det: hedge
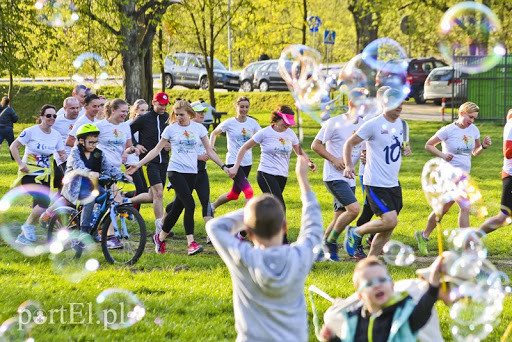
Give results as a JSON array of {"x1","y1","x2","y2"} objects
[{"x1": 0, "y1": 84, "x2": 296, "y2": 123}]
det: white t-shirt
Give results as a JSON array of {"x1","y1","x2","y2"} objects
[
  {"x1": 218, "y1": 117, "x2": 261, "y2": 166},
  {"x1": 17, "y1": 126, "x2": 64, "y2": 173},
  {"x1": 358, "y1": 141, "x2": 367, "y2": 177},
  {"x1": 68, "y1": 115, "x2": 97, "y2": 139},
  {"x1": 315, "y1": 114, "x2": 363, "y2": 185},
  {"x1": 95, "y1": 119, "x2": 132, "y2": 168},
  {"x1": 52, "y1": 115, "x2": 78, "y2": 164},
  {"x1": 435, "y1": 122, "x2": 480, "y2": 173},
  {"x1": 162, "y1": 121, "x2": 208, "y2": 173},
  {"x1": 56, "y1": 106, "x2": 85, "y2": 119},
  {"x1": 503, "y1": 120, "x2": 512, "y2": 176},
  {"x1": 125, "y1": 118, "x2": 139, "y2": 166},
  {"x1": 252, "y1": 126, "x2": 299, "y2": 177},
  {"x1": 356, "y1": 115, "x2": 404, "y2": 187}
]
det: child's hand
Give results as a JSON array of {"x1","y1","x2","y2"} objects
[
  {"x1": 319, "y1": 325, "x2": 334, "y2": 341},
  {"x1": 126, "y1": 164, "x2": 139, "y2": 175},
  {"x1": 429, "y1": 255, "x2": 446, "y2": 287},
  {"x1": 295, "y1": 155, "x2": 310, "y2": 179},
  {"x1": 90, "y1": 171, "x2": 100, "y2": 179}
]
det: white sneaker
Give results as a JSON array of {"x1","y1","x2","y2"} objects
[{"x1": 155, "y1": 218, "x2": 163, "y2": 235}]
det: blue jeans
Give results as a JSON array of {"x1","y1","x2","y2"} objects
[{"x1": 80, "y1": 187, "x2": 106, "y2": 231}]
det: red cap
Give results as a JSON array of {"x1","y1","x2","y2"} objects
[
  {"x1": 276, "y1": 111, "x2": 296, "y2": 126},
  {"x1": 153, "y1": 92, "x2": 170, "y2": 105}
]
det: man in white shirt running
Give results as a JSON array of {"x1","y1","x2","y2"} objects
[
  {"x1": 65, "y1": 94, "x2": 102, "y2": 147},
  {"x1": 56, "y1": 84, "x2": 87, "y2": 118},
  {"x1": 343, "y1": 89, "x2": 407, "y2": 257}
]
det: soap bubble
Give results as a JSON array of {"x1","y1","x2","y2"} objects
[
  {"x1": 361, "y1": 38, "x2": 409, "y2": 73},
  {"x1": 0, "y1": 184, "x2": 56, "y2": 256},
  {"x1": 96, "y1": 289, "x2": 145, "y2": 329},
  {"x1": 0, "y1": 317, "x2": 31, "y2": 341},
  {"x1": 451, "y1": 322, "x2": 494, "y2": 342},
  {"x1": 447, "y1": 229, "x2": 487, "y2": 260},
  {"x1": 382, "y1": 240, "x2": 415, "y2": 266},
  {"x1": 313, "y1": 243, "x2": 331, "y2": 262},
  {"x1": 61, "y1": 169, "x2": 99, "y2": 205},
  {"x1": 71, "y1": 53, "x2": 109, "y2": 90},
  {"x1": 17, "y1": 301, "x2": 45, "y2": 329},
  {"x1": 449, "y1": 253, "x2": 481, "y2": 279},
  {"x1": 35, "y1": 0, "x2": 79, "y2": 27},
  {"x1": 50, "y1": 230, "x2": 100, "y2": 283},
  {"x1": 439, "y1": 2, "x2": 505, "y2": 74}
]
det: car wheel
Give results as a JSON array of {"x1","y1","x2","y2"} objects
[
  {"x1": 414, "y1": 89, "x2": 425, "y2": 104},
  {"x1": 259, "y1": 80, "x2": 269, "y2": 92},
  {"x1": 241, "y1": 80, "x2": 253, "y2": 92},
  {"x1": 434, "y1": 99, "x2": 442, "y2": 106},
  {"x1": 164, "y1": 74, "x2": 174, "y2": 89},
  {"x1": 200, "y1": 77, "x2": 209, "y2": 90}
]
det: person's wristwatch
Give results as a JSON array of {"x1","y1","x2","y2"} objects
[{"x1": 221, "y1": 164, "x2": 228, "y2": 170}]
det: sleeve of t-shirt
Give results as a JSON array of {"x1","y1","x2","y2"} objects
[
  {"x1": 16, "y1": 128, "x2": 31, "y2": 146},
  {"x1": 218, "y1": 119, "x2": 229, "y2": 132},
  {"x1": 315, "y1": 125, "x2": 329, "y2": 143},
  {"x1": 198, "y1": 123, "x2": 208, "y2": 139},
  {"x1": 355, "y1": 119, "x2": 375, "y2": 141},
  {"x1": 290, "y1": 130, "x2": 300, "y2": 146},
  {"x1": 435, "y1": 125, "x2": 448, "y2": 141},
  {"x1": 252, "y1": 127, "x2": 266, "y2": 144},
  {"x1": 253, "y1": 120, "x2": 262, "y2": 133},
  {"x1": 160, "y1": 126, "x2": 171, "y2": 141},
  {"x1": 122, "y1": 124, "x2": 132, "y2": 143},
  {"x1": 55, "y1": 134, "x2": 65, "y2": 151}
]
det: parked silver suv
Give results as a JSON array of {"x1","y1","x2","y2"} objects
[{"x1": 164, "y1": 52, "x2": 240, "y2": 91}]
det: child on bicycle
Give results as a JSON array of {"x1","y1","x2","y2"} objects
[{"x1": 54, "y1": 124, "x2": 131, "y2": 248}]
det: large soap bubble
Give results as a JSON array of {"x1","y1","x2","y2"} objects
[
  {"x1": 72, "y1": 53, "x2": 109, "y2": 90},
  {"x1": 439, "y1": 1, "x2": 505, "y2": 74},
  {"x1": 35, "y1": 0, "x2": 79, "y2": 27},
  {"x1": 96, "y1": 289, "x2": 145, "y2": 330}
]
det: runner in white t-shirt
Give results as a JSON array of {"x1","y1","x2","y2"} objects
[
  {"x1": 52, "y1": 97, "x2": 80, "y2": 191},
  {"x1": 311, "y1": 102, "x2": 363, "y2": 261},
  {"x1": 127, "y1": 100, "x2": 229, "y2": 256},
  {"x1": 9, "y1": 104, "x2": 66, "y2": 245},
  {"x1": 65, "y1": 94, "x2": 102, "y2": 147},
  {"x1": 479, "y1": 110, "x2": 512, "y2": 235},
  {"x1": 228, "y1": 105, "x2": 316, "y2": 243},
  {"x1": 95, "y1": 99, "x2": 136, "y2": 169},
  {"x1": 56, "y1": 84, "x2": 87, "y2": 119},
  {"x1": 209, "y1": 96, "x2": 261, "y2": 214},
  {"x1": 343, "y1": 90, "x2": 409, "y2": 258},
  {"x1": 416, "y1": 102, "x2": 491, "y2": 255}
]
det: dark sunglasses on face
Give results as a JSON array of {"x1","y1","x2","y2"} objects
[
  {"x1": 43, "y1": 114, "x2": 57, "y2": 119},
  {"x1": 358, "y1": 275, "x2": 392, "y2": 292}
]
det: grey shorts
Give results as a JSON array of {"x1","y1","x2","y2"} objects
[{"x1": 324, "y1": 180, "x2": 357, "y2": 212}]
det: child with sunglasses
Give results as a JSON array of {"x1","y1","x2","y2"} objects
[{"x1": 320, "y1": 256, "x2": 443, "y2": 342}]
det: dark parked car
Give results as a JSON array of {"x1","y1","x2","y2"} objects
[
  {"x1": 164, "y1": 52, "x2": 240, "y2": 91},
  {"x1": 239, "y1": 61, "x2": 269, "y2": 92},
  {"x1": 403, "y1": 57, "x2": 447, "y2": 103},
  {"x1": 253, "y1": 60, "x2": 291, "y2": 92}
]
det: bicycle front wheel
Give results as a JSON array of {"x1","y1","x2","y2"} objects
[
  {"x1": 100, "y1": 205, "x2": 146, "y2": 265},
  {"x1": 47, "y1": 207, "x2": 80, "y2": 241}
]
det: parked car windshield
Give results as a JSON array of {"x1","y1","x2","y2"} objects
[
  {"x1": 197, "y1": 57, "x2": 227, "y2": 70},
  {"x1": 430, "y1": 69, "x2": 452, "y2": 81}
]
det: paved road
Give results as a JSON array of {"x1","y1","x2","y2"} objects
[{"x1": 401, "y1": 103, "x2": 455, "y2": 122}]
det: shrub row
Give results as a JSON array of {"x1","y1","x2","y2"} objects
[{"x1": 0, "y1": 84, "x2": 295, "y2": 123}]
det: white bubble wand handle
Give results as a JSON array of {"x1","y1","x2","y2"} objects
[{"x1": 309, "y1": 285, "x2": 334, "y2": 303}]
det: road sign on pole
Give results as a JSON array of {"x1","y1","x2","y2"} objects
[
  {"x1": 324, "y1": 30, "x2": 336, "y2": 45},
  {"x1": 307, "y1": 16, "x2": 322, "y2": 32}
]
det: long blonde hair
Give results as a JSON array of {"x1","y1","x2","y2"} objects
[
  {"x1": 167, "y1": 100, "x2": 196, "y2": 124},
  {"x1": 129, "y1": 99, "x2": 148, "y2": 120},
  {"x1": 104, "y1": 98, "x2": 127, "y2": 119}
]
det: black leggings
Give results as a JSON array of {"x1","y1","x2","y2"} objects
[
  {"x1": 163, "y1": 172, "x2": 197, "y2": 235},
  {"x1": 131, "y1": 168, "x2": 148, "y2": 195},
  {"x1": 257, "y1": 171, "x2": 287, "y2": 211},
  {"x1": 166, "y1": 169, "x2": 212, "y2": 218}
]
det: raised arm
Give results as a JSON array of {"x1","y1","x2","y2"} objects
[
  {"x1": 425, "y1": 135, "x2": 452, "y2": 161},
  {"x1": 209, "y1": 126, "x2": 223, "y2": 150},
  {"x1": 126, "y1": 137, "x2": 168, "y2": 174}
]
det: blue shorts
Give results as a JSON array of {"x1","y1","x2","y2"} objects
[{"x1": 324, "y1": 180, "x2": 357, "y2": 212}]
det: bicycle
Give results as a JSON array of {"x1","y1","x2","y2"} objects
[{"x1": 47, "y1": 174, "x2": 146, "y2": 265}]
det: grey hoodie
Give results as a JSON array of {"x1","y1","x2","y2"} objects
[{"x1": 206, "y1": 191, "x2": 323, "y2": 342}]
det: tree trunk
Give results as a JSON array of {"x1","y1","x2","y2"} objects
[
  {"x1": 349, "y1": 1, "x2": 379, "y2": 53},
  {"x1": 302, "y1": 0, "x2": 307, "y2": 45},
  {"x1": 159, "y1": 27, "x2": 165, "y2": 93},
  {"x1": 8, "y1": 71, "x2": 13, "y2": 99},
  {"x1": 143, "y1": 46, "x2": 153, "y2": 103},
  {"x1": 121, "y1": 47, "x2": 143, "y2": 105}
]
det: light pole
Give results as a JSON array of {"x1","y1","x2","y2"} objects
[{"x1": 227, "y1": 0, "x2": 233, "y2": 71}]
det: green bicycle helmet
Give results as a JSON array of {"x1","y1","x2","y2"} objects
[{"x1": 76, "y1": 123, "x2": 100, "y2": 140}]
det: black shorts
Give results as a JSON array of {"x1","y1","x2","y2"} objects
[
  {"x1": 21, "y1": 175, "x2": 51, "y2": 208},
  {"x1": 501, "y1": 176, "x2": 512, "y2": 215},
  {"x1": 146, "y1": 163, "x2": 167, "y2": 187},
  {"x1": 53, "y1": 160, "x2": 66, "y2": 189},
  {"x1": 365, "y1": 185, "x2": 403, "y2": 217}
]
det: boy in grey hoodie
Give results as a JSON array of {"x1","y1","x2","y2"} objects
[{"x1": 206, "y1": 155, "x2": 323, "y2": 342}]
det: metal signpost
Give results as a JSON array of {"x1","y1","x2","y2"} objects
[
  {"x1": 307, "y1": 16, "x2": 322, "y2": 50},
  {"x1": 323, "y1": 30, "x2": 336, "y2": 71}
]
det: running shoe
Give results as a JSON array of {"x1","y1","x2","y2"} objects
[
  {"x1": 415, "y1": 230, "x2": 429, "y2": 255},
  {"x1": 326, "y1": 241, "x2": 340, "y2": 261},
  {"x1": 39, "y1": 211, "x2": 54, "y2": 229},
  {"x1": 155, "y1": 218, "x2": 163, "y2": 235},
  {"x1": 344, "y1": 226, "x2": 362, "y2": 257},
  {"x1": 366, "y1": 234, "x2": 375, "y2": 246},
  {"x1": 187, "y1": 241, "x2": 203, "y2": 255},
  {"x1": 21, "y1": 224, "x2": 37, "y2": 242},
  {"x1": 153, "y1": 234, "x2": 166, "y2": 254},
  {"x1": 206, "y1": 235, "x2": 211, "y2": 244},
  {"x1": 107, "y1": 236, "x2": 123, "y2": 249},
  {"x1": 353, "y1": 246, "x2": 367, "y2": 259},
  {"x1": 15, "y1": 234, "x2": 33, "y2": 245}
]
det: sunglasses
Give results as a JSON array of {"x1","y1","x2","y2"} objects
[
  {"x1": 358, "y1": 275, "x2": 392, "y2": 292},
  {"x1": 43, "y1": 114, "x2": 57, "y2": 119}
]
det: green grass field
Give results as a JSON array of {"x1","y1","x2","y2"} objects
[{"x1": 0, "y1": 114, "x2": 510, "y2": 341}]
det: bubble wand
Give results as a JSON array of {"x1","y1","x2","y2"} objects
[{"x1": 501, "y1": 321, "x2": 512, "y2": 342}]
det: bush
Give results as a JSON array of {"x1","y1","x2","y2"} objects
[{"x1": 0, "y1": 84, "x2": 296, "y2": 123}]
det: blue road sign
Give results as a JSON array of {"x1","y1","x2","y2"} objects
[
  {"x1": 307, "y1": 16, "x2": 322, "y2": 32},
  {"x1": 324, "y1": 30, "x2": 336, "y2": 45}
]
